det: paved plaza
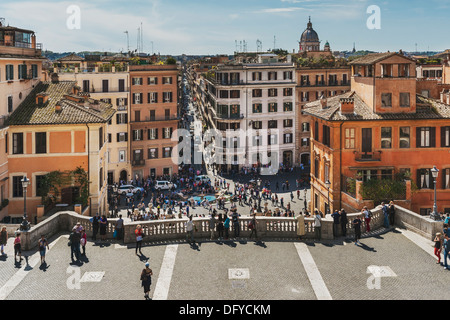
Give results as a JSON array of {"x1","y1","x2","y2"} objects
[{"x1": 1, "y1": 225, "x2": 449, "y2": 301}]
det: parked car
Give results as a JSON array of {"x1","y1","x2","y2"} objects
[
  {"x1": 155, "y1": 180, "x2": 176, "y2": 191},
  {"x1": 118, "y1": 184, "x2": 144, "y2": 195},
  {"x1": 195, "y1": 175, "x2": 211, "y2": 183}
]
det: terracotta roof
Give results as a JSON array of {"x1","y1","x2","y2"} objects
[
  {"x1": 57, "y1": 53, "x2": 84, "y2": 62},
  {"x1": 8, "y1": 81, "x2": 115, "y2": 126},
  {"x1": 302, "y1": 92, "x2": 450, "y2": 121},
  {"x1": 348, "y1": 52, "x2": 414, "y2": 65}
]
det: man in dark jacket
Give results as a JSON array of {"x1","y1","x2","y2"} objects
[
  {"x1": 92, "y1": 214, "x2": 99, "y2": 241},
  {"x1": 331, "y1": 210, "x2": 341, "y2": 238},
  {"x1": 69, "y1": 227, "x2": 81, "y2": 262},
  {"x1": 340, "y1": 209, "x2": 348, "y2": 237}
]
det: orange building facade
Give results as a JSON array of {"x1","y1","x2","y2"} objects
[
  {"x1": 304, "y1": 52, "x2": 450, "y2": 215},
  {"x1": 129, "y1": 64, "x2": 179, "y2": 180}
]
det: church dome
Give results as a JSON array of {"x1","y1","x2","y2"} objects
[{"x1": 300, "y1": 18, "x2": 319, "y2": 42}]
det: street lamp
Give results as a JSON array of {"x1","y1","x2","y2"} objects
[
  {"x1": 19, "y1": 176, "x2": 30, "y2": 231},
  {"x1": 325, "y1": 179, "x2": 331, "y2": 216},
  {"x1": 431, "y1": 166, "x2": 440, "y2": 221}
]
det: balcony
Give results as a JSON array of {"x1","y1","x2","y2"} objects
[
  {"x1": 214, "y1": 113, "x2": 244, "y2": 120},
  {"x1": 132, "y1": 159, "x2": 145, "y2": 166},
  {"x1": 354, "y1": 151, "x2": 382, "y2": 162}
]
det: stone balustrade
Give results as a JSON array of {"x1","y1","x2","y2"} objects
[{"x1": 15, "y1": 204, "x2": 443, "y2": 250}]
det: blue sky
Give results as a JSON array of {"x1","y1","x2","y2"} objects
[{"x1": 1, "y1": 0, "x2": 449, "y2": 55}]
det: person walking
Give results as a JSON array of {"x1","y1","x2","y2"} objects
[
  {"x1": 91, "y1": 213, "x2": 99, "y2": 241},
  {"x1": 14, "y1": 232, "x2": 22, "y2": 262},
  {"x1": 38, "y1": 234, "x2": 49, "y2": 265},
  {"x1": 231, "y1": 210, "x2": 240, "y2": 238},
  {"x1": 224, "y1": 214, "x2": 230, "y2": 240},
  {"x1": 381, "y1": 202, "x2": 390, "y2": 228},
  {"x1": 209, "y1": 213, "x2": 216, "y2": 240},
  {"x1": 217, "y1": 214, "x2": 224, "y2": 240},
  {"x1": 444, "y1": 234, "x2": 450, "y2": 270},
  {"x1": 135, "y1": 225, "x2": 144, "y2": 255},
  {"x1": 99, "y1": 215, "x2": 108, "y2": 242},
  {"x1": 115, "y1": 214, "x2": 124, "y2": 241},
  {"x1": 434, "y1": 233, "x2": 442, "y2": 264},
  {"x1": 296, "y1": 212, "x2": 306, "y2": 240},
  {"x1": 362, "y1": 206, "x2": 371, "y2": 232},
  {"x1": 331, "y1": 210, "x2": 340, "y2": 238},
  {"x1": 249, "y1": 213, "x2": 258, "y2": 240},
  {"x1": 140, "y1": 262, "x2": 153, "y2": 300},
  {"x1": 80, "y1": 229, "x2": 87, "y2": 256},
  {"x1": 352, "y1": 214, "x2": 363, "y2": 245},
  {"x1": 69, "y1": 227, "x2": 81, "y2": 262},
  {"x1": 185, "y1": 215, "x2": 195, "y2": 243},
  {"x1": 340, "y1": 209, "x2": 348, "y2": 237},
  {"x1": 314, "y1": 210, "x2": 322, "y2": 241},
  {"x1": 388, "y1": 201, "x2": 396, "y2": 226},
  {"x1": 0, "y1": 226, "x2": 7, "y2": 255}
]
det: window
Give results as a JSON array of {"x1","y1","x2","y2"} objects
[
  {"x1": 133, "y1": 93, "x2": 143, "y2": 104},
  {"x1": 13, "y1": 176, "x2": 23, "y2": 198},
  {"x1": 135, "y1": 110, "x2": 140, "y2": 122},
  {"x1": 301, "y1": 138, "x2": 310, "y2": 147},
  {"x1": 381, "y1": 93, "x2": 392, "y2": 107},
  {"x1": 322, "y1": 125, "x2": 330, "y2": 147},
  {"x1": 219, "y1": 90, "x2": 229, "y2": 99},
  {"x1": 252, "y1": 103, "x2": 262, "y2": 113},
  {"x1": 35, "y1": 175, "x2": 46, "y2": 197},
  {"x1": 398, "y1": 64, "x2": 410, "y2": 77},
  {"x1": 268, "y1": 103, "x2": 277, "y2": 112},
  {"x1": 417, "y1": 168, "x2": 432, "y2": 189},
  {"x1": 150, "y1": 110, "x2": 155, "y2": 121},
  {"x1": 12, "y1": 133, "x2": 23, "y2": 154},
  {"x1": 148, "y1": 148, "x2": 158, "y2": 159},
  {"x1": 283, "y1": 88, "x2": 293, "y2": 96},
  {"x1": 399, "y1": 127, "x2": 410, "y2": 148},
  {"x1": 132, "y1": 77, "x2": 142, "y2": 85},
  {"x1": 253, "y1": 136, "x2": 262, "y2": 147},
  {"x1": 165, "y1": 109, "x2": 170, "y2": 120},
  {"x1": 7, "y1": 96, "x2": 13, "y2": 113},
  {"x1": 35, "y1": 132, "x2": 46, "y2": 154},
  {"x1": 314, "y1": 159, "x2": 319, "y2": 178},
  {"x1": 301, "y1": 75, "x2": 310, "y2": 86},
  {"x1": 381, "y1": 127, "x2": 392, "y2": 149},
  {"x1": 119, "y1": 150, "x2": 126, "y2": 162},
  {"x1": 118, "y1": 79, "x2": 125, "y2": 92},
  {"x1": 82, "y1": 80, "x2": 90, "y2": 93},
  {"x1": 163, "y1": 92, "x2": 173, "y2": 103},
  {"x1": 358, "y1": 170, "x2": 378, "y2": 182},
  {"x1": 230, "y1": 90, "x2": 240, "y2": 99},
  {"x1": 230, "y1": 73, "x2": 240, "y2": 84},
  {"x1": 283, "y1": 71, "x2": 293, "y2": 80},
  {"x1": 163, "y1": 127, "x2": 172, "y2": 139},
  {"x1": 441, "y1": 127, "x2": 450, "y2": 147},
  {"x1": 133, "y1": 149, "x2": 143, "y2": 161},
  {"x1": 230, "y1": 105, "x2": 240, "y2": 118},
  {"x1": 268, "y1": 134, "x2": 278, "y2": 146},
  {"x1": 99, "y1": 167, "x2": 103, "y2": 191},
  {"x1": 133, "y1": 129, "x2": 144, "y2": 141},
  {"x1": 116, "y1": 113, "x2": 128, "y2": 124},
  {"x1": 443, "y1": 168, "x2": 450, "y2": 189},
  {"x1": 252, "y1": 72, "x2": 262, "y2": 81},
  {"x1": 162, "y1": 77, "x2": 172, "y2": 84},
  {"x1": 302, "y1": 122, "x2": 310, "y2": 132},
  {"x1": 148, "y1": 77, "x2": 157, "y2": 85},
  {"x1": 324, "y1": 164, "x2": 330, "y2": 183},
  {"x1": 381, "y1": 170, "x2": 393, "y2": 180},
  {"x1": 117, "y1": 132, "x2": 128, "y2": 142},
  {"x1": 163, "y1": 147, "x2": 172, "y2": 158},
  {"x1": 31, "y1": 64, "x2": 38, "y2": 78},
  {"x1": 102, "y1": 80, "x2": 109, "y2": 92},
  {"x1": 268, "y1": 88, "x2": 277, "y2": 97},
  {"x1": 283, "y1": 119, "x2": 293, "y2": 128},
  {"x1": 148, "y1": 92, "x2": 158, "y2": 103},
  {"x1": 283, "y1": 102, "x2": 293, "y2": 112},
  {"x1": 252, "y1": 121, "x2": 262, "y2": 130},
  {"x1": 6, "y1": 64, "x2": 14, "y2": 81},
  {"x1": 345, "y1": 128, "x2": 355, "y2": 149},
  {"x1": 416, "y1": 127, "x2": 436, "y2": 148},
  {"x1": 252, "y1": 89, "x2": 262, "y2": 98},
  {"x1": 314, "y1": 121, "x2": 319, "y2": 141},
  {"x1": 99, "y1": 127, "x2": 104, "y2": 150},
  {"x1": 268, "y1": 72, "x2": 277, "y2": 81},
  {"x1": 400, "y1": 92, "x2": 410, "y2": 107},
  {"x1": 18, "y1": 64, "x2": 27, "y2": 80},
  {"x1": 301, "y1": 92, "x2": 309, "y2": 102},
  {"x1": 283, "y1": 133, "x2": 293, "y2": 144},
  {"x1": 268, "y1": 120, "x2": 277, "y2": 129}
]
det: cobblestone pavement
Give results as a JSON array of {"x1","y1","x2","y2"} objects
[{"x1": 1, "y1": 227, "x2": 449, "y2": 301}]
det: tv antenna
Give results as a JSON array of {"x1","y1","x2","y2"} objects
[
  {"x1": 256, "y1": 39, "x2": 262, "y2": 52},
  {"x1": 124, "y1": 31, "x2": 129, "y2": 52}
]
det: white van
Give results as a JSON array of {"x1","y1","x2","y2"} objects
[{"x1": 155, "y1": 180, "x2": 175, "y2": 191}]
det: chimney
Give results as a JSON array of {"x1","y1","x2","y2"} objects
[
  {"x1": 50, "y1": 73, "x2": 59, "y2": 83},
  {"x1": 55, "y1": 101, "x2": 62, "y2": 113},
  {"x1": 36, "y1": 93, "x2": 49, "y2": 106},
  {"x1": 340, "y1": 98, "x2": 355, "y2": 114},
  {"x1": 320, "y1": 96, "x2": 327, "y2": 109}
]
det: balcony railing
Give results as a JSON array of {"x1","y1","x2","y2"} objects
[
  {"x1": 132, "y1": 159, "x2": 145, "y2": 166},
  {"x1": 354, "y1": 151, "x2": 382, "y2": 162},
  {"x1": 215, "y1": 113, "x2": 244, "y2": 120}
]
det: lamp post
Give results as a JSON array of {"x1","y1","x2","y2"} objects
[
  {"x1": 431, "y1": 166, "x2": 440, "y2": 221},
  {"x1": 325, "y1": 179, "x2": 331, "y2": 216},
  {"x1": 19, "y1": 176, "x2": 30, "y2": 231}
]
